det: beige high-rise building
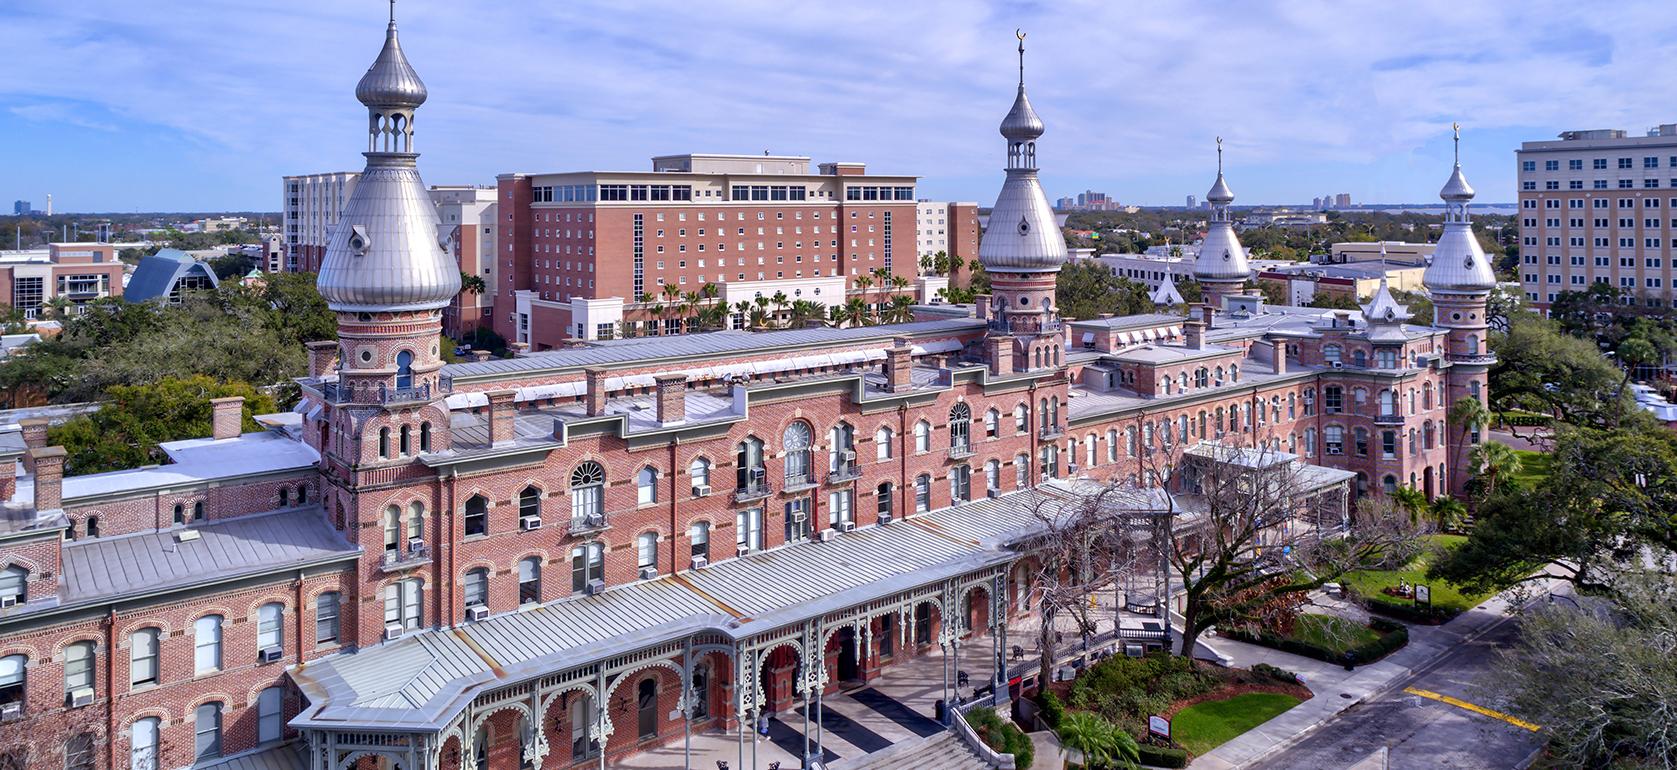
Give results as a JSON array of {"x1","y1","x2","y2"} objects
[{"x1": 1517, "y1": 124, "x2": 1677, "y2": 311}]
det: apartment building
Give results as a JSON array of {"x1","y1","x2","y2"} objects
[
  {"x1": 915, "y1": 200, "x2": 981, "y2": 264},
  {"x1": 0, "y1": 242, "x2": 125, "y2": 318},
  {"x1": 432, "y1": 185, "x2": 499, "y2": 339},
  {"x1": 1517, "y1": 124, "x2": 1677, "y2": 310},
  {"x1": 493, "y1": 155, "x2": 922, "y2": 348},
  {"x1": 281, "y1": 171, "x2": 358, "y2": 272}
]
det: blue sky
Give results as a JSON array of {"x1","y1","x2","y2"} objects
[{"x1": 6, "y1": 1, "x2": 1677, "y2": 213}]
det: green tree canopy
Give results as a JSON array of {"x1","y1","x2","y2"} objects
[{"x1": 49, "y1": 376, "x2": 277, "y2": 476}]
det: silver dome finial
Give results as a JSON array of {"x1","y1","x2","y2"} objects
[
  {"x1": 1016, "y1": 29, "x2": 1026, "y2": 86},
  {"x1": 999, "y1": 30, "x2": 1045, "y2": 147},
  {"x1": 1216, "y1": 136, "x2": 1223, "y2": 174},
  {"x1": 1452, "y1": 121, "x2": 1460, "y2": 165}
]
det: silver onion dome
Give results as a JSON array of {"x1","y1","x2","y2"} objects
[
  {"x1": 1000, "y1": 86, "x2": 1045, "y2": 142},
  {"x1": 1206, "y1": 171, "x2": 1234, "y2": 205},
  {"x1": 316, "y1": 7, "x2": 459, "y2": 313},
  {"x1": 356, "y1": 16, "x2": 427, "y2": 109},
  {"x1": 1194, "y1": 138, "x2": 1250, "y2": 281},
  {"x1": 1423, "y1": 125, "x2": 1497, "y2": 293},
  {"x1": 978, "y1": 31, "x2": 1066, "y2": 274}
]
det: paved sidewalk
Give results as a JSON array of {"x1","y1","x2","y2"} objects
[{"x1": 1188, "y1": 576, "x2": 1560, "y2": 769}]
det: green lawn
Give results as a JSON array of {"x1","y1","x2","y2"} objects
[
  {"x1": 1510, "y1": 449, "x2": 1552, "y2": 488},
  {"x1": 1172, "y1": 693, "x2": 1302, "y2": 756},
  {"x1": 1287, "y1": 614, "x2": 1380, "y2": 656},
  {"x1": 1340, "y1": 534, "x2": 1490, "y2": 615}
]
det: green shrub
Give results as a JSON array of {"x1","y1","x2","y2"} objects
[
  {"x1": 1225, "y1": 617, "x2": 1410, "y2": 666},
  {"x1": 1250, "y1": 662, "x2": 1299, "y2": 684},
  {"x1": 1066, "y1": 652, "x2": 1219, "y2": 733},
  {"x1": 1038, "y1": 689, "x2": 1066, "y2": 730},
  {"x1": 1362, "y1": 594, "x2": 1456, "y2": 624},
  {"x1": 967, "y1": 707, "x2": 1035, "y2": 769},
  {"x1": 1137, "y1": 744, "x2": 1190, "y2": 768}
]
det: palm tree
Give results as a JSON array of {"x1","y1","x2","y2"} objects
[
  {"x1": 458, "y1": 271, "x2": 487, "y2": 295},
  {"x1": 840, "y1": 297, "x2": 870, "y2": 327},
  {"x1": 700, "y1": 282, "x2": 720, "y2": 301},
  {"x1": 854, "y1": 275, "x2": 873, "y2": 299},
  {"x1": 1468, "y1": 440, "x2": 1523, "y2": 495},
  {"x1": 747, "y1": 307, "x2": 771, "y2": 330},
  {"x1": 770, "y1": 291, "x2": 790, "y2": 327},
  {"x1": 1430, "y1": 495, "x2": 1468, "y2": 531},
  {"x1": 639, "y1": 292, "x2": 656, "y2": 306},
  {"x1": 1390, "y1": 487, "x2": 1430, "y2": 523},
  {"x1": 788, "y1": 299, "x2": 822, "y2": 328},
  {"x1": 1449, "y1": 396, "x2": 1491, "y2": 489},
  {"x1": 1057, "y1": 712, "x2": 1139, "y2": 770},
  {"x1": 884, "y1": 295, "x2": 915, "y2": 324}
]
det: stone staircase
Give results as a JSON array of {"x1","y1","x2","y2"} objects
[{"x1": 830, "y1": 729, "x2": 992, "y2": 770}]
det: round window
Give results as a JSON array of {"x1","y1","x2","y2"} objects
[{"x1": 360, "y1": 350, "x2": 373, "y2": 363}]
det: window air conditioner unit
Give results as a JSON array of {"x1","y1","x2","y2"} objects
[
  {"x1": 259, "y1": 647, "x2": 284, "y2": 664},
  {"x1": 736, "y1": 545, "x2": 753, "y2": 557},
  {"x1": 0, "y1": 596, "x2": 15, "y2": 609},
  {"x1": 690, "y1": 556, "x2": 709, "y2": 570},
  {"x1": 585, "y1": 513, "x2": 605, "y2": 528},
  {"x1": 384, "y1": 624, "x2": 404, "y2": 641},
  {"x1": 987, "y1": 488, "x2": 1002, "y2": 499},
  {"x1": 519, "y1": 515, "x2": 542, "y2": 531},
  {"x1": 175, "y1": 529, "x2": 201, "y2": 543},
  {"x1": 585, "y1": 579, "x2": 606, "y2": 596},
  {"x1": 692, "y1": 484, "x2": 711, "y2": 498},
  {"x1": 467, "y1": 605, "x2": 489, "y2": 623},
  {"x1": 407, "y1": 537, "x2": 425, "y2": 552},
  {"x1": 790, "y1": 510, "x2": 807, "y2": 523},
  {"x1": 638, "y1": 567, "x2": 659, "y2": 580},
  {"x1": 841, "y1": 450, "x2": 856, "y2": 462},
  {"x1": 67, "y1": 688, "x2": 95, "y2": 708},
  {"x1": 878, "y1": 514, "x2": 893, "y2": 525},
  {"x1": 1331, "y1": 361, "x2": 1344, "y2": 369},
  {"x1": 836, "y1": 521, "x2": 856, "y2": 533},
  {"x1": 749, "y1": 467, "x2": 766, "y2": 484},
  {"x1": 0, "y1": 702, "x2": 20, "y2": 720},
  {"x1": 818, "y1": 529, "x2": 837, "y2": 543}
]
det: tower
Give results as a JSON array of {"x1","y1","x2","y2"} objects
[
  {"x1": 315, "y1": 3, "x2": 460, "y2": 461},
  {"x1": 977, "y1": 31, "x2": 1068, "y2": 374},
  {"x1": 1193, "y1": 138, "x2": 1249, "y2": 311},
  {"x1": 1421, "y1": 125, "x2": 1497, "y2": 495}
]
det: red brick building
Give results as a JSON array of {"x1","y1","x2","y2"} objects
[{"x1": 0, "y1": 14, "x2": 1495, "y2": 770}]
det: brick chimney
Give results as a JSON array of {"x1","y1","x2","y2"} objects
[
  {"x1": 18, "y1": 418, "x2": 47, "y2": 473},
  {"x1": 305, "y1": 340, "x2": 339, "y2": 379},
  {"x1": 510, "y1": 341, "x2": 530, "y2": 355},
  {"x1": 471, "y1": 349, "x2": 492, "y2": 363},
  {"x1": 654, "y1": 373, "x2": 687, "y2": 425},
  {"x1": 1273, "y1": 341, "x2": 1289, "y2": 374},
  {"x1": 975, "y1": 294, "x2": 992, "y2": 321},
  {"x1": 885, "y1": 339, "x2": 914, "y2": 393},
  {"x1": 1184, "y1": 319, "x2": 1204, "y2": 350},
  {"x1": 1199, "y1": 303, "x2": 1215, "y2": 328},
  {"x1": 29, "y1": 446, "x2": 65, "y2": 512},
  {"x1": 209, "y1": 396, "x2": 244, "y2": 441},
  {"x1": 584, "y1": 368, "x2": 609, "y2": 416},
  {"x1": 487, "y1": 390, "x2": 518, "y2": 446},
  {"x1": 987, "y1": 336, "x2": 1014, "y2": 376}
]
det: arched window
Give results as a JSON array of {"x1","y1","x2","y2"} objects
[
  {"x1": 874, "y1": 427, "x2": 893, "y2": 462},
  {"x1": 315, "y1": 592, "x2": 340, "y2": 645},
  {"x1": 419, "y1": 421, "x2": 432, "y2": 452},
  {"x1": 407, "y1": 501, "x2": 425, "y2": 545},
  {"x1": 394, "y1": 350, "x2": 414, "y2": 389},
  {"x1": 829, "y1": 423, "x2": 855, "y2": 473},
  {"x1": 1378, "y1": 389, "x2": 1397, "y2": 417},
  {"x1": 63, "y1": 641, "x2": 94, "y2": 698},
  {"x1": 1353, "y1": 349, "x2": 1368, "y2": 367},
  {"x1": 399, "y1": 424, "x2": 411, "y2": 455},
  {"x1": 383, "y1": 506, "x2": 400, "y2": 555},
  {"x1": 950, "y1": 464, "x2": 971, "y2": 502},
  {"x1": 257, "y1": 602, "x2": 284, "y2": 654},
  {"x1": 913, "y1": 420, "x2": 931, "y2": 453},
  {"x1": 689, "y1": 521, "x2": 710, "y2": 562},
  {"x1": 1325, "y1": 426, "x2": 1344, "y2": 455},
  {"x1": 1014, "y1": 403, "x2": 1029, "y2": 433},
  {"x1": 985, "y1": 460, "x2": 1000, "y2": 494},
  {"x1": 278, "y1": 488, "x2": 290, "y2": 508},
  {"x1": 1195, "y1": 367, "x2": 1209, "y2": 387},
  {"x1": 194, "y1": 701, "x2": 223, "y2": 760},
  {"x1": 636, "y1": 467, "x2": 659, "y2": 505},
  {"x1": 570, "y1": 693, "x2": 598, "y2": 761},
  {"x1": 876, "y1": 482, "x2": 894, "y2": 520},
  {"x1": 1015, "y1": 454, "x2": 1029, "y2": 488},
  {"x1": 1106, "y1": 429, "x2": 1119, "y2": 462},
  {"x1": 571, "y1": 462, "x2": 606, "y2": 523},
  {"x1": 1423, "y1": 382, "x2": 1434, "y2": 410},
  {"x1": 1303, "y1": 427, "x2": 1317, "y2": 457},
  {"x1": 378, "y1": 427, "x2": 390, "y2": 459},
  {"x1": 914, "y1": 474, "x2": 931, "y2": 513},
  {"x1": 783, "y1": 422, "x2": 813, "y2": 485},
  {"x1": 1424, "y1": 421, "x2": 1436, "y2": 450},
  {"x1": 1466, "y1": 334, "x2": 1480, "y2": 355},
  {"x1": 519, "y1": 558, "x2": 541, "y2": 605},
  {"x1": 737, "y1": 438, "x2": 765, "y2": 490},
  {"x1": 1124, "y1": 426, "x2": 1137, "y2": 456},
  {"x1": 173, "y1": 503, "x2": 185, "y2": 525},
  {"x1": 688, "y1": 458, "x2": 711, "y2": 493},
  {"x1": 463, "y1": 494, "x2": 488, "y2": 537},
  {"x1": 131, "y1": 716, "x2": 160, "y2": 770},
  {"x1": 1382, "y1": 474, "x2": 1398, "y2": 494},
  {"x1": 571, "y1": 543, "x2": 604, "y2": 592},
  {"x1": 385, "y1": 578, "x2": 423, "y2": 630},
  {"x1": 985, "y1": 408, "x2": 1000, "y2": 438},
  {"x1": 463, "y1": 568, "x2": 489, "y2": 612},
  {"x1": 0, "y1": 654, "x2": 22, "y2": 713},
  {"x1": 1324, "y1": 385, "x2": 1343, "y2": 413},
  {"x1": 0, "y1": 565, "x2": 26, "y2": 606},
  {"x1": 194, "y1": 615, "x2": 223, "y2": 674},
  {"x1": 193, "y1": 501, "x2": 205, "y2": 521},
  {"x1": 130, "y1": 628, "x2": 160, "y2": 686},
  {"x1": 637, "y1": 678, "x2": 659, "y2": 739},
  {"x1": 1322, "y1": 344, "x2": 1342, "y2": 364},
  {"x1": 257, "y1": 686, "x2": 284, "y2": 745},
  {"x1": 636, "y1": 533, "x2": 659, "y2": 574},
  {"x1": 1354, "y1": 427, "x2": 1370, "y2": 456},
  {"x1": 949, "y1": 403, "x2": 971, "y2": 452}
]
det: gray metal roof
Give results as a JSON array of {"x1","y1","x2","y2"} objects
[
  {"x1": 124, "y1": 249, "x2": 218, "y2": 303},
  {"x1": 58, "y1": 507, "x2": 357, "y2": 606},
  {"x1": 315, "y1": 157, "x2": 461, "y2": 313},
  {"x1": 194, "y1": 743, "x2": 307, "y2": 770},
  {"x1": 290, "y1": 489, "x2": 1060, "y2": 732},
  {"x1": 440, "y1": 319, "x2": 984, "y2": 380},
  {"x1": 978, "y1": 168, "x2": 1067, "y2": 273}
]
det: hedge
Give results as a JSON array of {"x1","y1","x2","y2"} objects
[
  {"x1": 1362, "y1": 595, "x2": 1457, "y2": 624},
  {"x1": 1037, "y1": 689, "x2": 1066, "y2": 731},
  {"x1": 1138, "y1": 744, "x2": 1190, "y2": 768},
  {"x1": 966, "y1": 706, "x2": 1035, "y2": 770},
  {"x1": 1225, "y1": 617, "x2": 1409, "y2": 665}
]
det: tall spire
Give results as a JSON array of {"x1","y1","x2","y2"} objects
[
  {"x1": 1194, "y1": 137, "x2": 1248, "y2": 294},
  {"x1": 979, "y1": 30, "x2": 1064, "y2": 275},
  {"x1": 999, "y1": 29, "x2": 1045, "y2": 163},
  {"x1": 1424, "y1": 123, "x2": 1496, "y2": 293}
]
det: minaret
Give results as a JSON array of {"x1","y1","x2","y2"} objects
[
  {"x1": 315, "y1": 3, "x2": 460, "y2": 460},
  {"x1": 977, "y1": 31, "x2": 1069, "y2": 374},
  {"x1": 1193, "y1": 138, "x2": 1250, "y2": 311},
  {"x1": 1421, "y1": 124, "x2": 1497, "y2": 495}
]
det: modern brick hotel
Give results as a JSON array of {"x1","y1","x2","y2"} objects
[{"x1": 0, "y1": 9, "x2": 1497, "y2": 770}]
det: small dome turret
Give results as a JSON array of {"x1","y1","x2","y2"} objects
[
  {"x1": 1423, "y1": 124, "x2": 1497, "y2": 294},
  {"x1": 356, "y1": 16, "x2": 427, "y2": 110}
]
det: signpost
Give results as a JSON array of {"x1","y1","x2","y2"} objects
[
  {"x1": 1415, "y1": 584, "x2": 1432, "y2": 606},
  {"x1": 1148, "y1": 714, "x2": 1171, "y2": 740}
]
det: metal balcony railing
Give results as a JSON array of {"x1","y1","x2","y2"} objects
[
  {"x1": 946, "y1": 443, "x2": 976, "y2": 460},
  {"x1": 378, "y1": 543, "x2": 431, "y2": 573},
  {"x1": 322, "y1": 376, "x2": 454, "y2": 405},
  {"x1": 734, "y1": 476, "x2": 773, "y2": 503}
]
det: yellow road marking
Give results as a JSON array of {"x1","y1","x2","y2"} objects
[{"x1": 1403, "y1": 687, "x2": 1540, "y2": 732}]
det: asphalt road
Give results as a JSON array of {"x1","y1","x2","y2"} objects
[{"x1": 1249, "y1": 614, "x2": 1545, "y2": 770}]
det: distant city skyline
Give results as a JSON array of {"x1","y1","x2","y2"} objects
[{"x1": 6, "y1": 1, "x2": 1677, "y2": 212}]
